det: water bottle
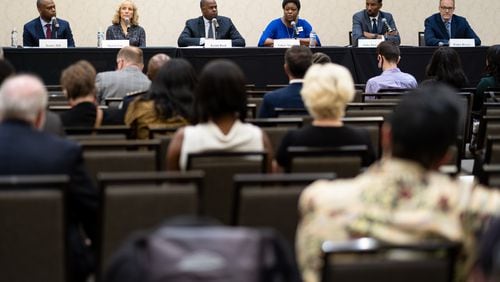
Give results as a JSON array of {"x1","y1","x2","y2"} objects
[
  {"x1": 309, "y1": 30, "x2": 317, "y2": 48},
  {"x1": 97, "y1": 31, "x2": 105, "y2": 48},
  {"x1": 11, "y1": 28, "x2": 18, "y2": 48}
]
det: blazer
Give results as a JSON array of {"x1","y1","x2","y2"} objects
[
  {"x1": 424, "y1": 13, "x2": 481, "y2": 46},
  {"x1": 258, "y1": 83, "x2": 305, "y2": 118},
  {"x1": 352, "y1": 10, "x2": 400, "y2": 46},
  {"x1": 95, "y1": 66, "x2": 151, "y2": 104},
  {"x1": 177, "y1": 16, "x2": 245, "y2": 47},
  {"x1": 23, "y1": 17, "x2": 75, "y2": 47}
]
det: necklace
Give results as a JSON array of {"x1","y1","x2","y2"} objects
[{"x1": 282, "y1": 18, "x2": 294, "y2": 39}]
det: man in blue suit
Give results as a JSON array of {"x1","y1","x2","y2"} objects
[
  {"x1": 352, "y1": 0, "x2": 400, "y2": 47},
  {"x1": 0, "y1": 74, "x2": 96, "y2": 281},
  {"x1": 23, "y1": 0, "x2": 75, "y2": 47},
  {"x1": 258, "y1": 46, "x2": 312, "y2": 118},
  {"x1": 424, "y1": 0, "x2": 480, "y2": 46},
  {"x1": 177, "y1": 0, "x2": 245, "y2": 47}
]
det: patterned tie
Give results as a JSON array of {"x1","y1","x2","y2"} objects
[
  {"x1": 45, "y1": 23, "x2": 52, "y2": 39},
  {"x1": 445, "y1": 21, "x2": 451, "y2": 38},
  {"x1": 372, "y1": 18, "x2": 378, "y2": 34},
  {"x1": 207, "y1": 22, "x2": 214, "y2": 39}
]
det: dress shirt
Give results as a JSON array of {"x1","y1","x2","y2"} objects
[
  {"x1": 365, "y1": 68, "x2": 418, "y2": 93},
  {"x1": 40, "y1": 18, "x2": 51, "y2": 38}
]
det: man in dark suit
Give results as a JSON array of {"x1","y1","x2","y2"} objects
[
  {"x1": 352, "y1": 0, "x2": 400, "y2": 47},
  {"x1": 0, "y1": 74, "x2": 97, "y2": 282},
  {"x1": 177, "y1": 0, "x2": 245, "y2": 47},
  {"x1": 23, "y1": 0, "x2": 75, "y2": 47},
  {"x1": 424, "y1": 0, "x2": 481, "y2": 46},
  {"x1": 258, "y1": 46, "x2": 312, "y2": 118}
]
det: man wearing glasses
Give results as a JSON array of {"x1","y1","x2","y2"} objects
[{"x1": 424, "y1": 0, "x2": 481, "y2": 46}]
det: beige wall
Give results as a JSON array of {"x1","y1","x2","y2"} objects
[{"x1": 3, "y1": 0, "x2": 499, "y2": 47}]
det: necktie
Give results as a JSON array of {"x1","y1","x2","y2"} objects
[
  {"x1": 45, "y1": 23, "x2": 52, "y2": 39},
  {"x1": 445, "y1": 21, "x2": 451, "y2": 38},
  {"x1": 207, "y1": 22, "x2": 214, "y2": 39},
  {"x1": 372, "y1": 18, "x2": 378, "y2": 34}
]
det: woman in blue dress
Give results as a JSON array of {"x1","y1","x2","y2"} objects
[
  {"x1": 258, "y1": 0, "x2": 321, "y2": 47},
  {"x1": 106, "y1": 0, "x2": 146, "y2": 47}
]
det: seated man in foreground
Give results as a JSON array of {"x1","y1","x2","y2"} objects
[{"x1": 296, "y1": 84, "x2": 500, "y2": 282}]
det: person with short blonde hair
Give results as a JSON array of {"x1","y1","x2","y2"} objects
[
  {"x1": 275, "y1": 63, "x2": 375, "y2": 170},
  {"x1": 106, "y1": 0, "x2": 146, "y2": 47}
]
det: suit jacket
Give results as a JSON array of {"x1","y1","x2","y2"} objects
[
  {"x1": 95, "y1": 66, "x2": 151, "y2": 104},
  {"x1": 0, "y1": 119, "x2": 97, "y2": 276},
  {"x1": 177, "y1": 16, "x2": 245, "y2": 47},
  {"x1": 258, "y1": 83, "x2": 304, "y2": 118},
  {"x1": 352, "y1": 10, "x2": 400, "y2": 46},
  {"x1": 23, "y1": 17, "x2": 75, "y2": 47},
  {"x1": 424, "y1": 13, "x2": 481, "y2": 46}
]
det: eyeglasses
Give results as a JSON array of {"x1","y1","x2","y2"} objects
[{"x1": 440, "y1": 6, "x2": 455, "y2": 11}]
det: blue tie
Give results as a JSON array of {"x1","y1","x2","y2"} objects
[
  {"x1": 372, "y1": 19, "x2": 378, "y2": 34},
  {"x1": 445, "y1": 21, "x2": 451, "y2": 38}
]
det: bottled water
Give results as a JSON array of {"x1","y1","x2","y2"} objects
[
  {"x1": 97, "y1": 31, "x2": 105, "y2": 48},
  {"x1": 309, "y1": 31, "x2": 317, "y2": 48},
  {"x1": 11, "y1": 28, "x2": 18, "y2": 47}
]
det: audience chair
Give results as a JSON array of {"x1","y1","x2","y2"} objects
[
  {"x1": 345, "y1": 102, "x2": 397, "y2": 119},
  {"x1": 231, "y1": 172, "x2": 335, "y2": 249},
  {"x1": 104, "y1": 97, "x2": 123, "y2": 108},
  {"x1": 97, "y1": 171, "x2": 204, "y2": 277},
  {"x1": 0, "y1": 175, "x2": 69, "y2": 282},
  {"x1": 484, "y1": 135, "x2": 500, "y2": 164},
  {"x1": 361, "y1": 93, "x2": 405, "y2": 103},
  {"x1": 147, "y1": 124, "x2": 181, "y2": 139},
  {"x1": 187, "y1": 151, "x2": 267, "y2": 225},
  {"x1": 248, "y1": 117, "x2": 304, "y2": 153},
  {"x1": 342, "y1": 116, "x2": 384, "y2": 159},
  {"x1": 482, "y1": 164, "x2": 500, "y2": 187},
  {"x1": 285, "y1": 145, "x2": 368, "y2": 178},
  {"x1": 274, "y1": 107, "x2": 310, "y2": 118},
  {"x1": 64, "y1": 125, "x2": 131, "y2": 138},
  {"x1": 321, "y1": 237, "x2": 461, "y2": 282}
]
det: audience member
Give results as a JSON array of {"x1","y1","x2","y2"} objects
[
  {"x1": 424, "y1": 0, "x2": 481, "y2": 46},
  {"x1": 365, "y1": 41, "x2": 417, "y2": 93},
  {"x1": 95, "y1": 46, "x2": 150, "y2": 104},
  {"x1": 106, "y1": 0, "x2": 146, "y2": 47},
  {"x1": 425, "y1": 46, "x2": 469, "y2": 89},
  {"x1": 311, "y1": 52, "x2": 331, "y2": 65},
  {"x1": 473, "y1": 218, "x2": 500, "y2": 282},
  {"x1": 146, "y1": 53, "x2": 171, "y2": 80},
  {"x1": 352, "y1": 0, "x2": 400, "y2": 47},
  {"x1": 125, "y1": 58, "x2": 195, "y2": 139},
  {"x1": 60, "y1": 60, "x2": 106, "y2": 127},
  {"x1": 167, "y1": 59, "x2": 273, "y2": 171},
  {"x1": 258, "y1": 0, "x2": 321, "y2": 47},
  {"x1": 23, "y1": 0, "x2": 75, "y2": 47},
  {"x1": 258, "y1": 46, "x2": 312, "y2": 118},
  {"x1": 474, "y1": 45, "x2": 500, "y2": 112},
  {"x1": 296, "y1": 84, "x2": 500, "y2": 282},
  {"x1": 177, "y1": 0, "x2": 245, "y2": 47},
  {"x1": 276, "y1": 63, "x2": 375, "y2": 170},
  {"x1": 0, "y1": 74, "x2": 97, "y2": 282}
]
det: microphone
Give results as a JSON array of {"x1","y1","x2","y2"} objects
[
  {"x1": 51, "y1": 16, "x2": 59, "y2": 29},
  {"x1": 291, "y1": 21, "x2": 299, "y2": 38},
  {"x1": 124, "y1": 17, "x2": 131, "y2": 32},
  {"x1": 381, "y1": 18, "x2": 394, "y2": 33},
  {"x1": 212, "y1": 18, "x2": 219, "y2": 29}
]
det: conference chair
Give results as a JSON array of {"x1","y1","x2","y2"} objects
[
  {"x1": 418, "y1": 31, "x2": 426, "y2": 46},
  {"x1": 97, "y1": 171, "x2": 204, "y2": 277},
  {"x1": 64, "y1": 125, "x2": 131, "y2": 139},
  {"x1": 321, "y1": 237, "x2": 461, "y2": 282},
  {"x1": 342, "y1": 116, "x2": 384, "y2": 159},
  {"x1": 285, "y1": 145, "x2": 368, "y2": 178},
  {"x1": 484, "y1": 135, "x2": 500, "y2": 164},
  {"x1": 187, "y1": 151, "x2": 267, "y2": 225},
  {"x1": 361, "y1": 93, "x2": 405, "y2": 103},
  {"x1": 146, "y1": 124, "x2": 181, "y2": 139},
  {"x1": 248, "y1": 117, "x2": 304, "y2": 154},
  {"x1": 274, "y1": 107, "x2": 310, "y2": 118},
  {"x1": 231, "y1": 172, "x2": 336, "y2": 249},
  {"x1": 482, "y1": 164, "x2": 500, "y2": 187},
  {"x1": 0, "y1": 175, "x2": 69, "y2": 282},
  {"x1": 345, "y1": 102, "x2": 397, "y2": 119}
]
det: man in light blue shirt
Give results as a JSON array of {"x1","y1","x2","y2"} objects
[{"x1": 365, "y1": 41, "x2": 417, "y2": 93}]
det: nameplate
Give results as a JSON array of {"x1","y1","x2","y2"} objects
[
  {"x1": 204, "y1": 39, "x2": 232, "y2": 48},
  {"x1": 273, "y1": 39, "x2": 300, "y2": 48},
  {"x1": 449, "y1": 38, "x2": 475, "y2": 47},
  {"x1": 357, "y1": 38, "x2": 385, "y2": 48},
  {"x1": 102, "y1": 40, "x2": 130, "y2": 48},
  {"x1": 39, "y1": 39, "x2": 67, "y2": 48}
]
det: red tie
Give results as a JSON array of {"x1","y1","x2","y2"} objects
[{"x1": 45, "y1": 23, "x2": 52, "y2": 39}]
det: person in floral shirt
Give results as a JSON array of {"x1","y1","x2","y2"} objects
[{"x1": 296, "y1": 84, "x2": 500, "y2": 282}]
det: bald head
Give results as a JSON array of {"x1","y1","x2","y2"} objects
[
  {"x1": 0, "y1": 75, "x2": 47, "y2": 127},
  {"x1": 147, "y1": 53, "x2": 170, "y2": 80}
]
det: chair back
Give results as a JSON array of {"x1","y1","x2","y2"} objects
[
  {"x1": 97, "y1": 171, "x2": 203, "y2": 275},
  {"x1": 342, "y1": 116, "x2": 384, "y2": 158},
  {"x1": 321, "y1": 238, "x2": 461, "y2": 282},
  {"x1": 286, "y1": 145, "x2": 367, "y2": 178},
  {"x1": 187, "y1": 151, "x2": 267, "y2": 224},
  {"x1": 0, "y1": 175, "x2": 69, "y2": 282},
  {"x1": 232, "y1": 173, "x2": 336, "y2": 248}
]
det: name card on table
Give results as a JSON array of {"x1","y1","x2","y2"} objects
[
  {"x1": 449, "y1": 38, "x2": 475, "y2": 47},
  {"x1": 205, "y1": 39, "x2": 232, "y2": 48},
  {"x1": 101, "y1": 40, "x2": 130, "y2": 48},
  {"x1": 39, "y1": 39, "x2": 68, "y2": 48},
  {"x1": 357, "y1": 38, "x2": 385, "y2": 48},
  {"x1": 273, "y1": 39, "x2": 300, "y2": 48}
]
